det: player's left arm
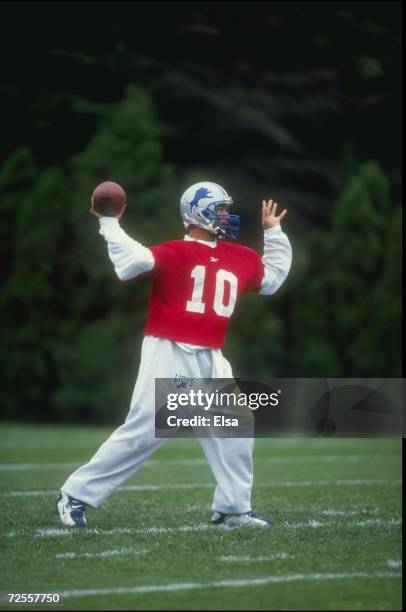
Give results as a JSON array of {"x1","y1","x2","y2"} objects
[{"x1": 259, "y1": 199, "x2": 292, "y2": 295}]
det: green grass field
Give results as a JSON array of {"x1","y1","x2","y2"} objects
[{"x1": 0, "y1": 424, "x2": 402, "y2": 611}]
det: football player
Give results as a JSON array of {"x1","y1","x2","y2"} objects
[{"x1": 57, "y1": 182, "x2": 292, "y2": 528}]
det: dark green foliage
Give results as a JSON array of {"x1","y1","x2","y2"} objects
[
  {"x1": 0, "y1": 137, "x2": 401, "y2": 422},
  {"x1": 290, "y1": 161, "x2": 401, "y2": 376},
  {"x1": 0, "y1": 4, "x2": 401, "y2": 422},
  {"x1": 1, "y1": 87, "x2": 177, "y2": 422}
]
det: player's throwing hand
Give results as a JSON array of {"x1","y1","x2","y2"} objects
[
  {"x1": 89, "y1": 196, "x2": 126, "y2": 220},
  {"x1": 262, "y1": 199, "x2": 287, "y2": 230}
]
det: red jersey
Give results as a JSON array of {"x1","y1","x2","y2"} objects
[{"x1": 144, "y1": 238, "x2": 264, "y2": 348}]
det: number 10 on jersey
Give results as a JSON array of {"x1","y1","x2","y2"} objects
[{"x1": 186, "y1": 265, "x2": 238, "y2": 317}]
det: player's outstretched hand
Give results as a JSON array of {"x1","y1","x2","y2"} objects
[
  {"x1": 262, "y1": 199, "x2": 287, "y2": 229},
  {"x1": 89, "y1": 196, "x2": 126, "y2": 220}
]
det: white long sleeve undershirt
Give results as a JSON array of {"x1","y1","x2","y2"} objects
[
  {"x1": 259, "y1": 226, "x2": 292, "y2": 295},
  {"x1": 98, "y1": 217, "x2": 155, "y2": 280}
]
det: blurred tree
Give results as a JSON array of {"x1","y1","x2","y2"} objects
[
  {"x1": 1, "y1": 87, "x2": 178, "y2": 422},
  {"x1": 1, "y1": 163, "x2": 69, "y2": 419},
  {"x1": 0, "y1": 148, "x2": 38, "y2": 280},
  {"x1": 51, "y1": 86, "x2": 179, "y2": 422},
  {"x1": 0, "y1": 84, "x2": 401, "y2": 423},
  {"x1": 290, "y1": 160, "x2": 401, "y2": 376}
]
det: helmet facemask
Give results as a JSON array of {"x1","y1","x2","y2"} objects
[{"x1": 200, "y1": 203, "x2": 240, "y2": 239}]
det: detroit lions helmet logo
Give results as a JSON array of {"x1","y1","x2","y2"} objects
[{"x1": 188, "y1": 187, "x2": 212, "y2": 211}]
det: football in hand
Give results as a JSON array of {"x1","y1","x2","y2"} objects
[{"x1": 91, "y1": 181, "x2": 126, "y2": 217}]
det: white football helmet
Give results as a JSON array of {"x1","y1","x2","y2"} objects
[{"x1": 179, "y1": 181, "x2": 240, "y2": 239}]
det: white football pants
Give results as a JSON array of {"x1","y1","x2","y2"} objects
[{"x1": 61, "y1": 336, "x2": 254, "y2": 514}]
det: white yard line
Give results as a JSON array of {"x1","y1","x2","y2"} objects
[
  {"x1": 33, "y1": 524, "x2": 212, "y2": 538},
  {"x1": 387, "y1": 560, "x2": 402, "y2": 568},
  {"x1": 4, "y1": 518, "x2": 400, "y2": 540},
  {"x1": 320, "y1": 509, "x2": 382, "y2": 516},
  {"x1": 56, "y1": 547, "x2": 149, "y2": 559},
  {"x1": 0, "y1": 484, "x2": 212, "y2": 497},
  {"x1": 60, "y1": 571, "x2": 401, "y2": 598},
  {"x1": 347, "y1": 519, "x2": 401, "y2": 527},
  {"x1": 187, "y1": 505, "x2": 386, "y2": 516},
  {"x1": 0, "y1": 462, "x2": 79, "y2": 471},
  {"x1": 0, "y1": 478, "x2": 401, "y2": 499},
  {"x1": 284, "y1": 520, "x2": 325, "y2": 528},
  {"x1": 220, "y1": 554, "x2": 294, "y2": 561},
  {"x1": 0, "y1": 454, "x2": 399, "y2": 471},
  {"x1": 281, "y1": 518, "x2": 401, "y2": 529},
  {"x1": 1, "y1": 438, "x2": 390, "y2": 450}
]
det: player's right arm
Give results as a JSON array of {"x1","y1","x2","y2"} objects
[{"x1": 97, "y1": 217, "x2": 155, "y2": 280}]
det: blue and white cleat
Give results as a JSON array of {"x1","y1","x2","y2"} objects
[
  {"x1": 211, "y1": 510, "x2": 272, "y2": 527},
  {"x1": 56, "y1": 492, "x2": 87, "y2": 528}
]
